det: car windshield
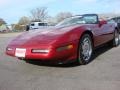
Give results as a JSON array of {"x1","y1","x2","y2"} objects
[{"x1": 56, "y1": 15, "x2": 98, "y2": 26}]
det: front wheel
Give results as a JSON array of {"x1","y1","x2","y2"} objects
[{"x1": 77, "y1": 34, "x2": 93, "y2": 65}]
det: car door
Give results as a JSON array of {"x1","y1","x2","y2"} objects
[
  {"x1": 83, "y1": 14, "x2": 114, "y2": 47},
  {"x1": 93, "y1": 20, "x2": 114, "y2": 47}
]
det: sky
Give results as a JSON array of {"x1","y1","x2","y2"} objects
[{"x1": 0, "y1": 0, "x2": 120, "y2": 25}]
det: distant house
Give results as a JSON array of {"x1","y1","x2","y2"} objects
[{"x1": 0, "y1": 24, "x2": 9, "y2": 32}]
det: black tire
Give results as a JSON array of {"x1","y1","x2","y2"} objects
[
  {"x1": 112, "y1": 29, "x2": 119, "y2": 47},
  {"x1": 77, "y1": 34, "x2": 93, "y2": 65}
]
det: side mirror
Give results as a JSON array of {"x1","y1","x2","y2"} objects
[{"x1": 99, "y1": 20, "x2": 107, "y2": 27}]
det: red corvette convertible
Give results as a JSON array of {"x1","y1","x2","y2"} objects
[{"x1": 6, "y1": 14, "x2": 119, "y2": 64}]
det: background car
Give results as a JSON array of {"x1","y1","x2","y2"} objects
[
  {"x1": 29, "y1": 22, "x2": 48, "y2": 30},
  {"x1": 110, "y1": 17, "x2": 120, "y2": 33},
  {"x1": 6, "y1": 14, "x2": 119, "y2": 65}
]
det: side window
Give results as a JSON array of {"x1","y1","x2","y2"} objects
[
  {"x1": 83, "y1": 15, "x2": 98, "y2": 24},
  {"x1": 107, "y1": 19, "x2": 115, "y2": 24},
  {"x1": 44, "y1": 23, "x2": 47, "y2": 26},
  {"x1": 31, "y1": 23, "x2": 35, "y2": 26},
  {"x1": 118, "y1": 19, "x2": 120, "y2": 23},
  {"x1": 38, "y1": 23, "x2": 45, "y2": 26}
]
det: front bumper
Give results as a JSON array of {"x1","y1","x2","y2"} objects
[{"x1": 6, "y1": 40, "x2": 79, "y2": 61}]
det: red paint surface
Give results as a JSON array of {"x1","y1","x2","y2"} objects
[{"x1": 6, "y1": 22, "x2": 115, "y2": 62}]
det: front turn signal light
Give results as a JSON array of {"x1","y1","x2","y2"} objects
[{"x1": 57, "y1": 45, "x2": 73, "y2": 52}]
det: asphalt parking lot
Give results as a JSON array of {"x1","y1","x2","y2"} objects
[{"x1": 0, "y1": 32, "x2": 120, "y2": 90}]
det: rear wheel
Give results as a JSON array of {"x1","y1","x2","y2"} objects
[
  {"x1": 77, "y1": 34, "x2": 93, "y2": 65},
  {"x1": 113, "y1": 30, "x2": 119, "y2": 47}
]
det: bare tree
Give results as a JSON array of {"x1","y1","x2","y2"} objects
[
  {"x1": 0, "y1": 18, "x2": 6, "y2": 25},
  {"x1": 99, "y1": 13, "x2": 120, "y2": 19},
  {"x1": 18, "y1": 16, "x2": 30, "y2": 25},
  {"x1": 30, "y1": 7, "x2": 48, "y2": 22},
  {"x1": 56, "y1": 12, "x2": 73, "y2": 23}
]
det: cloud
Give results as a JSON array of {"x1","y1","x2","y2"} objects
[
  {"x1": 0, "y1": 0, "x2": 57, "y2": 24},
  {"x1": 13, "y1": 0, "x2": 54, "y2": 5},
  {"x1": 0, "y1": 0, "x2": 10, "y2": 6},
  {"x1": 1, "y1": 0, "x2": 120, "y2": 24},
  {"x1": 74, "y1": 0, "x2": 97, "y2": 4},
  {"x1": 0, "y1": 0, "x2": 56, "y2": 9},
  {"x1": 100, "y1": 0, "x2": 120, "y2": 13},
  {"x1": 0, "y1": 0, "x2": 8, "y2": 4},
  {"x1": 73, "y1": 0, "x2": 120, "y2": 12},
  {"x1": 74, "y1": 0, "x2": 120, "y2": 6}
]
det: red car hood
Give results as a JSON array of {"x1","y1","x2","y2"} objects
[{"x1": 9, "y1": 25, "x2": 81, "y2": 47}]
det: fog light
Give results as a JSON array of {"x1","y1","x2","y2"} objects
[{"x1": 32, "y1": 49, "x2": 50, "y2": 53}]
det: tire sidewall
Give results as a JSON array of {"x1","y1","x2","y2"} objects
[
  {"x1": 78, "y1": 34, "x2": 93, "y2": 65},
  {"x1": 113, "y1": 30, "x2": 119, "y2": 46}
]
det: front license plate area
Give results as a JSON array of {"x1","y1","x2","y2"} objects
[{"x1": 15, "y1": 48, "x2": 26, "y2": 58}]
